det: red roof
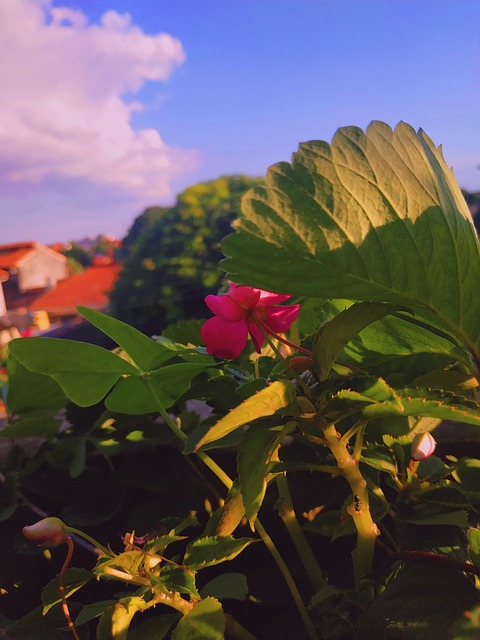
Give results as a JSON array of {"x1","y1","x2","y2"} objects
[
  {"x1": 29, "y1": 263, "x2": 122, "y2": 314},
  {"x1": 0, "y1": 242, "x2": 36, "y2": 269},
  {"x1": 0, "y1": 269, "x2": 9, "y2": 282}
]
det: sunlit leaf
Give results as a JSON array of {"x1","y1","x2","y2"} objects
[
  {"x1": 9, "y1": 337, "x2": 137, "y2": 406},
  {"x1": 171, "y1": 597, "x2": 225, "y2": 640},
  {"x1": 183, "y1": 536, "x2": 256, "y2": 570},
  {"x1": 187, "y1": 380, "x2": 297, "y2": 452},
  {"x1": 223, "y1": 122, "x2": 480, "y2": 364},
  {"x1": 78, "y1": 306, "x2": 176, "y2": 371}
]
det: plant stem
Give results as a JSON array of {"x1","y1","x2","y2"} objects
[
  {"x1": 323, "y1": 423, "x2": 379, "y2": 588},
  {"x1": 275, "y1": 470, "x2": 326, "y2": 592},
  {"x1": 66, "y1": 527, "x2": 112, "y2": 557},
  {"x1": 60, "y1": 537, "x2": 80, "y2": 640},
  {"x1": 225, "y1": 614, "x2": 259, "y2": 640},
  {"x1": 254, "y1": 518, "x2": 319, "y2": 640},
  {"x1": 142, "y1": 372, "x2": 318, "y2": 639}
]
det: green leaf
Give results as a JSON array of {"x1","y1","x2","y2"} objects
[
  {"x1": 0, "y1": 415, "x2": 62, "y2": 440},
  {"x1": 468, "y1": 528, "x2": 480, "y2": 567},
  {"x1": 6, "y1": 354, "x2": 66, "y2": 415},
  {"x1": 223, "y1": 122, "x2": 480, "y2": 362},
  {"x1": 9, "y1": 337, "x2": 137, "y2": 406},
  {"x1": 159, "y1": 565, "x2": 199, "y2": 598},
  {"x1": 96, "y1": 596, "x2": 146, "y2": 640},
  {"x1": 78, "y1": 306, "x2": 176, "y2": 371},
  {"x1": 74, "y1": 600, "x2": 117, "y2": 627},
  {"x1": 200, "y1": 573, "x2": 249, "y2": 601},
  {"x1": 313, "y1": 301, "x2": 400, "y2": 380},
  {"x1": 361, "y1": 445, "x2": 398, "y2": 477},
  {"x1": 237, "y1": 425, "x2": 281, "y2": 526},
  {"x1": 171, "y1": 597, "x2": 225, "y2": 640},
  {"x1": 41, "y1": 568, "x2": 92, "y2": 615},
  {"x1": 187, "y1": 380, "x2": 297, "y2": 452},
  {"x1": 105, "y1": 364, "x2": 211, "y2": 414},
  {"x1": 204, "y1": 482, "x2": 245, "y2": 537},
  {"x1": 128, "y1": 613, "x2": 180, "y2": 640},
  {"x1": 453, "y1": 457, "x2": 480, "y2": 491},
  {"x1": 45, "y1": 436, "x2": 86, "y2": 478},
  {"x1": 340, "y1": 311, "x2": 470, "y2": 385},
  {"x1": 398, "y1": 389, "x2": 480, "y2": 425},
  {"x1": 365, "y1": 563, "x2": 478, "y2": 640},
  {"x1": 184, "y1": 536, "x2": 256, "y2": 570}
]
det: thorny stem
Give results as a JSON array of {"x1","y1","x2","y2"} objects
[
  {"x1": 143, "y1": 374, "x2": 318, "y2": 639},
  {"x1": 60, "y1": 537, "x2": 80, "y2": 640},
  {"x1": 322, "y1": 423, "x2": 380, "y2": 588}
]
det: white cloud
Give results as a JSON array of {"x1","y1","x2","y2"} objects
[{"x1": 0, "y1": 0, "x2": 198, "y2": 240}]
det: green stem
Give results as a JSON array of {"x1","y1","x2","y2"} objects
[
  {"x1": 323, "y1": 423, "x2": 379, "y2": 588},
  {"x1": 142, "y1": 375, "x2": 187, "y2": 442},
  {"x1": 142, "y1": 372, "x2": 318, "y2": 639},
  {"x1": 275, "y1": 470, "x2": 325, "y2": 592},
  {"x1": 254, "y1": 519, "x2": 319, "y2": 640},
  {"x1": 259, "y1": 328, "x2": 313, "y2": 400},
  {"x1": 66, "y1": 527, "x2": 112, "y2": 557}
]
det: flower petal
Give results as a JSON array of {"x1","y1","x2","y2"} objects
[
  {"x1": 228, "y1": 284, "x2": 261, "y2": 310},
  {"x1": 201, "y1": 316, "x2": 249, "y2": 359},
  {"x1": 205, "y1": 293, "x2": 246, "y2": 321},
  {"x1": 255, "y1": 290, "x2": 292, "y2": 306},
  {"x1": 247, "y1": 319, "x2": 265, "y2": 353},
  {"x1": 264, "y1": 304, "x2": 300, "y2": 333}
]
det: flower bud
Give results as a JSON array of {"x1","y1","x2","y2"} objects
[
  {"x1": 410, "y1": 432, "x2": 436, "y2": 461},
  {"x1": 23, "y1": 517, "x2": 69, "y2": 547}
]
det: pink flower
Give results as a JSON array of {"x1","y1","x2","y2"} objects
[
  {"x1": 411, "y1": 432, "x2": 436, "y2": 461},
  {"x1": 23, "y1": 517, "x2": 69, "y2": 547},
  {"x1": 201, "y1": 283, "x2": 300, "y2": 359}
]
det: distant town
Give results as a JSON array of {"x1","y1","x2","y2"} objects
[{"x1": 0, "y1": 236, "x2": 122, "y2": 349}]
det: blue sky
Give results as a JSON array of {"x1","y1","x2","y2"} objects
[{"x1": 1, "y1": 0, "x2": 479, "y2": 243}]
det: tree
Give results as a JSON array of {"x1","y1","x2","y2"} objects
[{"x1": 109, "y1": 175, "x2": 262, "y2": 335}]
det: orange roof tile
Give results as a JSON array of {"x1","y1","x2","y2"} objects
[
  {"x1": 0, "y1": 242, "x2": 36, "y2": 269},
  {"x1": 29, "y1": 263, "x2": 122, "y2": 313}
]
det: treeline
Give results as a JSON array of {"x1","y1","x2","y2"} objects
[{"x1": 109, "y1": 175, "x2": 262, "y2": 335}]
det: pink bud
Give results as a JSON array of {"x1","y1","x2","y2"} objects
[
  {"x1": 411, "y1": 432, "x2": 436, "y2": 461},
  {"x1": 23, "y1": 517, "x2": 69, "y2": 547}
]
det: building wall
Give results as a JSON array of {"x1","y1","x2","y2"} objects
[
  {"x1": 17, "y1": 247, "x2": 67, "y2": 292},
  {"x1": 0, "y1": 282, "x2": 6, "y2": 317}
]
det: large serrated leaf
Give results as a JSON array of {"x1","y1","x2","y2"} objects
[
  {"x1": 8, "y1": 337, "x2": 137, "y2": 406},
  {"x1": 313, "y1": 301, "x2": 400, "y2": 380},
  {"x1": 398, "y1": 388, "x2": 480, "y2": 425},
  {"x1": 223, "y1": 121, "x2": 480, "y2": 363},
  {"x1": 171, "y1": 597, "x2": 225, "y2": 640},
  {"x1": 78, "y1": 306, "x2": 176, "y2": 371},
  {"x1": 187, "y1": 379, "x2": 297, "y2": 452},
  {"x1": 183, "y1": 536, "x2": 256, "y2": 570}
]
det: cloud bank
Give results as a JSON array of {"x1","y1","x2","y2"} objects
[{"x1": 0, "y1": 0, "x2": 198, "y2": 242}]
